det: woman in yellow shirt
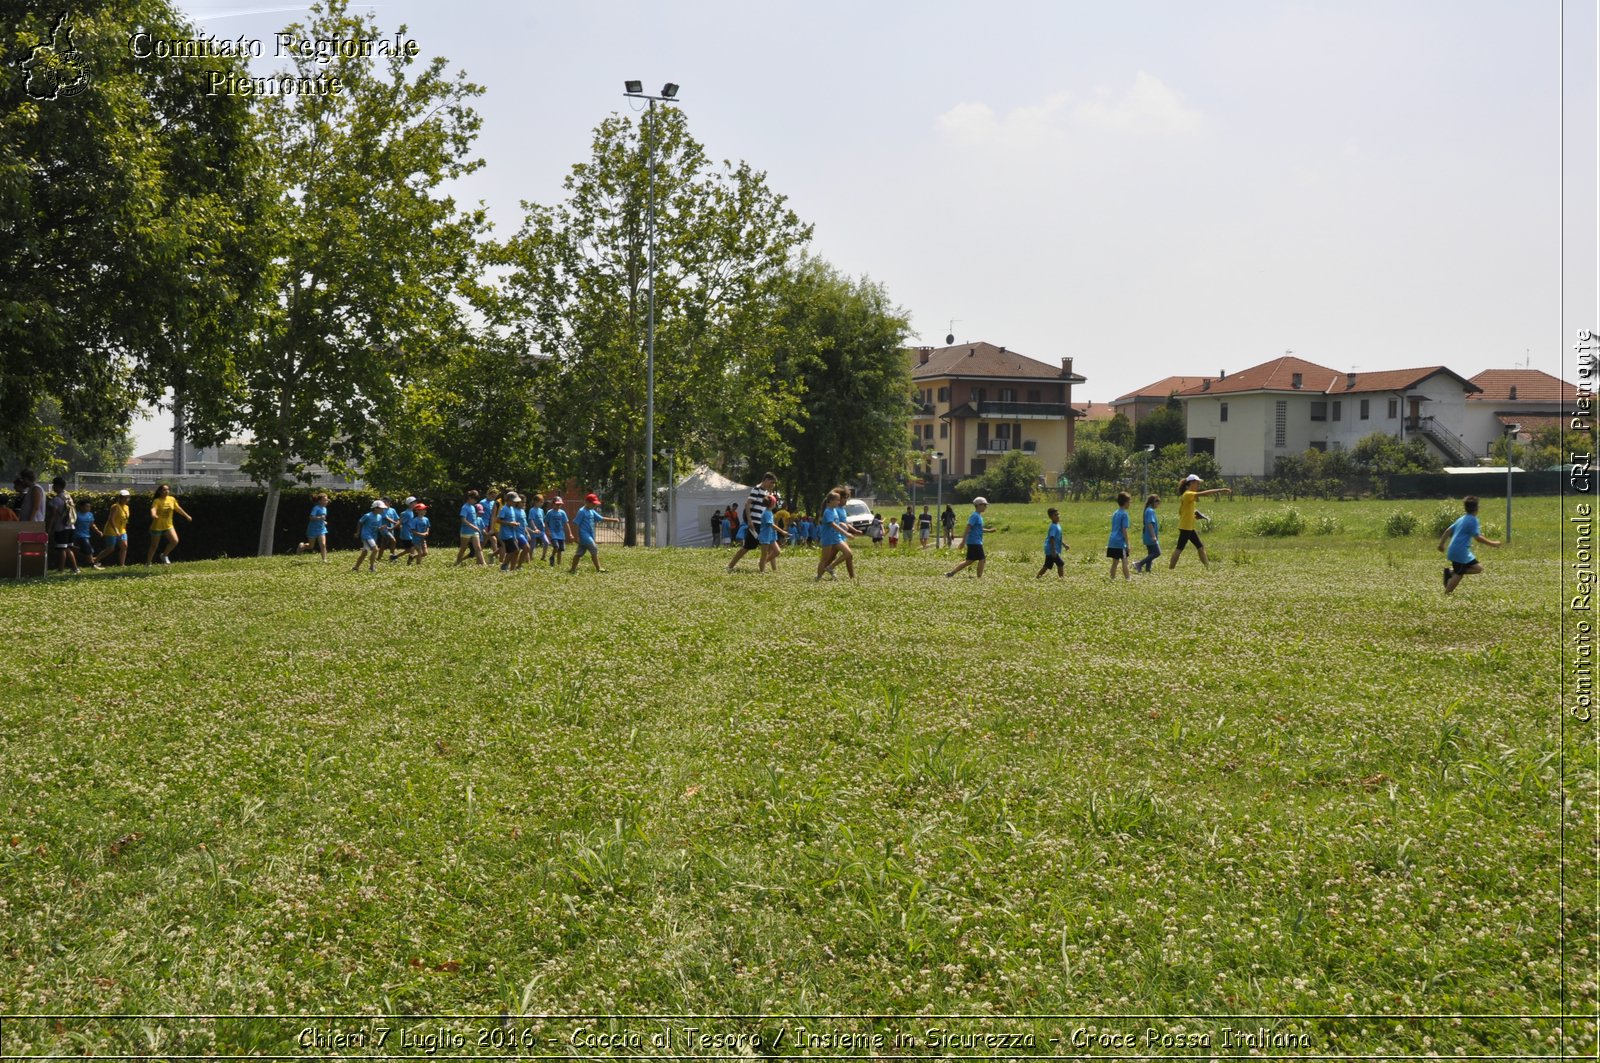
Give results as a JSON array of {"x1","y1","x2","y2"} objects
[
  {"x1": 145, "y1": 483, "x2": 193, "y2": 565},
  {"x1": 1168, "y1": 474, "x2": 1231, "y2": 570}
]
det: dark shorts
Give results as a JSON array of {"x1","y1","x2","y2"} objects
[
  {"x1": 378, "y1": 532, "x2": 396, "y2": 547},
  {"x1": 1450, "y1": 559, "x2": 1478, "y2": 574},
  {"x1": 576, "y1": 539, "x2": 598, "y2": 558},
  {"x1": 1042, "y1": 552, "x2": 1064, "y2": 570},
  {"x1": 966, "y1": 543, "x2": 985, "y2": 562},
  {"x1": 743, "y1": 528, "x2": 760, "y2": 550},
  {"x1": 50, "y1": 529, "x2": 75, "y2": 548},
  {"x1": 1106, "y1": 547, "x2": 1129, "y2": 559},
  {"x1": 1176, "y1": 529, "x2": 1204, "y2": 551}
]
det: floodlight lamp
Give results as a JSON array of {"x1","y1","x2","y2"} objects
[
  {"x1": 1508, "y1": 423, "x2": 1522, "y2": 435},
  {"x1": 1145, "y1": 444, "x2": 1156, "y2": 453},
  {"x1": 624, "y1": 80, "x2": 642, "y2": 94},
  {"x1": 661, "y1": 82, "x2": 679, "y2": 99}
]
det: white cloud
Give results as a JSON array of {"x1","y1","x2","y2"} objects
[{"x1": 935, "y1": 72, "x2": 1206, "y2": 148}]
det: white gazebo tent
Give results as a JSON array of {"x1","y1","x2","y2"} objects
[{"x1": 665, "y1": 465, "x2": 750, "y2": 547}]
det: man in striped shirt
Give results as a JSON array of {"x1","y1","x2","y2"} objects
[{"x1": 726, "y1": 472, "x2": 777, "y2": 572}]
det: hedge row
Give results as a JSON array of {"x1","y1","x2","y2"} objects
[{"x1": 56, "y1": 488, "x2": 462, "y2": 560}]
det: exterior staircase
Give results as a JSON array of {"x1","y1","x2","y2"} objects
[{"x1": 1412, "y1": 416, "x2": 1479, "y2": 466}]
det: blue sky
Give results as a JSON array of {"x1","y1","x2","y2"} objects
[{"x1": 137, "y1": 0, "x2": 1597, "y2": 452}]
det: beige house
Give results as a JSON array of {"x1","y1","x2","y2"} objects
[
  {"x1": 1110, "y1": 375, "x2": 1216, "y2": 425},
  {"x1": 907, "y1": 342, "x2": 1086, "y2": 482},
  {"x1": 1464, "y1": 369, "x2": 1583, "y2": 454}
]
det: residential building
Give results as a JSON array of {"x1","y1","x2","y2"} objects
[
  {"x1": 1073, "y1": 401, "x2": 1117, "y2": 427},
  {"x1": 1111, "y1": 375, "x2": 1215, "y2": 425},
  {"x1": 1464, "y1": 369, "x2": 1583, "y2": 455},
  {"x1": 1180, "y1": 355, "x2": 1483, "y2": 476},
  {"x1": 907, "y1": 342, "x2": 1087, "y2": 482}
]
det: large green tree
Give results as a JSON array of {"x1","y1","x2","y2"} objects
[
  {"x1": 749, "y1": 256, "x2": 911, "y2": 514},
  {"x1": 494, "y1": 107, "x2": 811, "y2": 544},
  {"x1": 225, "y1": 0, "x2": 487, "y2": 554},
  {"x1": 1134, "y1": 394, "x2": 1187, "y2": 450},
  {"x1": 0, "y1": 0, "x2": 264, "y2": 461}
]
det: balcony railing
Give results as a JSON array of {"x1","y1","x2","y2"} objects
[{"x1": 974, "y1": 400, "x2": 1069, "y2": 419}]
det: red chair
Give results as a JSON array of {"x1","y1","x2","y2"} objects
[{"x1": 16, "y1": 531, "x2": 47, "y2": 578}]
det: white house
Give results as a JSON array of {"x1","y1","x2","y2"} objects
[
  {"x1": 1180, "y1": 356, "x2": 1483, "y2": 477},
  {"x1": 1463, "y1": 369, "x2": 1583, "y2": 456}
]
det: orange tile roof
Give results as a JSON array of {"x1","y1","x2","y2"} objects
[
  {"x1": 1468, "y1": 369, "x2": 1582, "y2": 404},
  {"x1": 1074, "y1": 401, "x2": 1117, "y2": 421},
  {"x1": 908, "y1": 342, "x2": 1084, "y2": 382},
  {"x1": 1178, "y1": 357, "x2": 1478, "y2": 397},
  {"x1": 1112, "y1": 376, "x2": 1215, "y2": 404}
]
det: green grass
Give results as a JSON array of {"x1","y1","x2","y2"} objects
[{"x1": 0, "y1": 497, "x2": 1590, "y2": 1057}]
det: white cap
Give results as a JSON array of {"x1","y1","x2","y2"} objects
[
  {"x1": 973, "y1": 496, "x2": 988, "y2": 506},
  {"x1": 117, "y1": 489, "x2": 131, "y2": 497},
  {"x1": 403, "y1": 495, "x2": 417, "y2": 505},
  {"x1": 371, "y1": 500, "x2": 385, "y2": 509},
  {"x1": 1182, "y1": 474, "x2": 1203, "y2": 484}
]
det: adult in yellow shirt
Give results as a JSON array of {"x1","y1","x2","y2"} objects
[
  {"x1": 1168, "y1": 474, "x2": 1231, "y2": 570},
  {"x1": 145, "y1": 483, "x2": 193, "y2": 565},
  {"x1": 94, "y1": 489, "x2": 133, "y2": 567}
]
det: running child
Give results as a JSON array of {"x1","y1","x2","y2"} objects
[
  {"x1": 1107, "y1": 491, "x2": 1132, "y2": 581},
  {"x1": 758, "y1": 493, "x2": 786, "y2": 572},
  {"x1": 944, "y1": 497, "x2": 989, "y2": 578},
  {"x1": 73, "y1": 501, "x2": 101, "y2": 569},
  {"x1": 93, "y1": 489, "x2": 132, "y2": 567},
  {"x1": 390, "y1": 496, "x2": 416, "y2": 561},
  {"x1": 1036, "y1": 507, "x2": 1067, "y2": 579},
  {"x1": 296, "y1": 492, "x2": 331, "y2": 560},
  {"x1": 353, "y1": 500, "x2": 386, "y2": 572},
  {"x1": 1439, "y1": 495, "x2": 1500, "y2": 594},
  {"x1": 526, "y1": 493, "x2": 547, "y2": 564},
  {"x1": 456, "y1": 490, "x2": 486, "y2": 565},
  {"x1": 497, "y1": 493, "x2": 525, "y2": 572},
  {"x1": 1133, "y1": 494, "x2": 1161, "y2": 573},
  {"x1": 405, "y1": 502, "x2": 430, "y2": 564},
  {"x1": 814, "y1": 488, "x2": 858, "y2": 581}
]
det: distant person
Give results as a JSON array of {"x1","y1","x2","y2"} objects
[
  {"x1": 545, "y1": 496, "x2": 569, "y2": 567},
  {"x1": 405, "y1": 503, "x2": 430, "y2": 565},
  {"x1": 944, "y1": 497, "x2": 989, "y2": 578},
  {"x1": 18, "y1": 470, "x2": 46, "y2": 522},
  {"x1": 918, "y1": 506, "x2": 932, "y2": 548},
  {"x1": 72, "y1": 499, "x2": 101, "y2": 569},
  {"x1": 497, "y1": 492, "x2": 525, "y2": 572},
  {"x1": 569, "y1": 493, "x2": 618, "y2": 574},
  {"x1": 526, "y1": 493, "x2": 548, "y2": 562},
  {"x1": 940, "y1": 505, "x2": 957, "y2": 549},
  {"x1": 353, "y1": 500, "x2": 386, "y2": 573},
  {"x1": 1036, "y1": 507, "x2": 1067, "y2": 579},
  {"x1": 869, "y1": 512, "x2": 884, "y2": 545},
  {"x1": 456, "y1": 490, "x2": 485, "y2": 566},
  {"x1": 296, "y1": 492, "x2": 331, "y2": 561},
  {"x1": 145, "y1": 483, "x2": 191, "y2": 565},
  {"x1": 901, "y1": 506, "x2": 915, "y2": 544},
  {"x1": 815, "y1": 487, "x2": 858, "y2": 581},
  {"x1": 887, "y1": 518, "x2": 900, "y2": 548},
  {"x1": 1168, "y1": 475, "x2": 1231, "y2": 570},
  {"x1": 728, "y1": 473, "x2": 777, "y2": 572},
  {"x1": 710, "y1": 507, "x2": 722, "y2": 547},
  {"x1": 1440, "y1": 495, "x2": 1500, "y2": 594},
  {"x1": 758, "y1": 492, "x2": 786, "y2": 572},
  {"x1": 390, "y1": 496, "x2": 417, "y2": 562},
  {"x1": 45, "y1": 477, "x2": 80, "y2": 574},
  {"x1": 1106, "y1": 491, "x2": 1132, "y2": 582},
  {"x1": 1133, "y1": 494, "x2": 1162, "y2": 574},
  {"x1": 93, "y1": 489, "x2": 132, "y2": 566}
]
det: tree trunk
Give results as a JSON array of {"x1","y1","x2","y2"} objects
[
  {"x1": 622, "y1": 442, "x2": 637, "y2": 546},
  {"x1": 257, "y1": 458, "x2": 285, "y2": 557}
]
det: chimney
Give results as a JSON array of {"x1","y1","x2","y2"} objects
[
  {"x1": 1291, "y1": 372, "x2": 1303, "y2": 389},
  {"x1": 999, "y1": 346, "x2": 1007, "y2": 354},
  {"x1": 1509, "y1": 385, "x2": 1517, "y2": 400},
  {"x1": 1202, "y1": 379, "x2": 1210, "y2": 391},
  {"x1": 1346, "y1": 371, "x2": 1356, "y2": 389},
  {"x1": 1220, "y1": 369, "x2": 1226, "y2": 380},
  {"x1": 1060, "y1": 356, "x2": 1074, "y2": 378},
  {"x1": 918, "y1": 347, "x2": 931, "y2": 365},
  {"x1": 968, "y1": 347, "x2": 976, "y2": 358}
]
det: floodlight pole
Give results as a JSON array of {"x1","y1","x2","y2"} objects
[
  {"x1": 1505, "y1": 423, "x2": 1518, "y2": 544},
  {"x1": 932, "y1": 451, "x2": 944, "y2": 547},
  {"x1": 624, "y1": 82, "x2": 681, "y2": 547}
]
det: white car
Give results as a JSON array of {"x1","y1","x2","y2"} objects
[{"x1": 843, "y1": 498, "x2": 874, "y2": 535}]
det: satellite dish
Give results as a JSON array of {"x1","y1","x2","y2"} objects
[{"x1": 945, "y1": 333, "x2": 954, "y2": 345}]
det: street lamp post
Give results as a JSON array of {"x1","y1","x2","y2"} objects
[
  {"x1": 931, "y1": 450, "x2": 944, "y2": 547},
  {"x1": 1505, "y1": 422, "x2": 1520, "y2": 544},
  {"x1": 1142, "y1": 443, "x2": 1155, "y2": 501},
  {"x1": 623, "y1": 80, "x2": 680, "y2": 547}
]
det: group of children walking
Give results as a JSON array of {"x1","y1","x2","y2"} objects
[
  {"x1": 9, "y1": 472, "x2": 194, "y2": 573},
  {"x1": 301, "y1": 488, "x2": 619, "y2": 576}
]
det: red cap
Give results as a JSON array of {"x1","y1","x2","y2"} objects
[
  {"x1": 414, "y1": 503, "x2": 427, "y2": 511},
  {"x1": 585, "y1": 493, "x2": 599, "y2": 504}
]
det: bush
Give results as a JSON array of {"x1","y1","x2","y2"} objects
[
  {"x1": 1426, "y1": 504, "x2": 1460, "y2": 537},
  {"x1": 1245, "y1": 507, "x2": 1306, "y2": 537},
  {"x1": 1383, "y1": 511, "x2": 1419, "y2": 537},
  {"x1": 1311, "y1": 514, "x2": 1343, "y2": 535}
]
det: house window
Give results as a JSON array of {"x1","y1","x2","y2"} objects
[
  {"x1": 1360, "y1": 399, "x2": 1370, "y2": 420},
  {"x1": 1274, "y1": 401, "x2": 1287, "y2": 447},
  {"x1": 999, "y1": 388, "x2": 1016, "y2": 402},
  {"x1": 996, "y1": 423, "x2": 1012, "y2": 440},
  {"x1": 1310, "y1": 401, "x2": 1327, "y2": 422},
  {"x1": 1309, "y1": 441, "x2": 1327, "y2": 452},
  {"x1": 1220, "y1": 402, "x2": 1228, "y2": 423},
  {"x1": 970, "y1": 459, "x2": 986, "y2": 476},
  {"x1": 938, "y1": 386, "x2": 949, "y2": 403},
  {"x1": 939, "y1": 423, "x2": 948, "y2": 438},
  {"x1": 973, "y1": 387, "x2": 986, "y2": 403},
  {"x1": 1027, "y1": 388, "x2": 1040, "y2": 403},
  {"x1": 1387, "y1": 399, "x2": 1398, "y2": 419},
  {"x1": 923, "y1": 424, "x2": 933, "y2": 440},
  {"x1": 1332, "y1": 401, "x2": 1342, "y2": 422}
]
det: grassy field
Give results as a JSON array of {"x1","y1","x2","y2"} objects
[{"x1": 1, "y1": 496, "x2": 1592, "y2": 1057}]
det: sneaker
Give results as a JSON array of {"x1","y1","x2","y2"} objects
[
  {"x1": 161, "y1": 555, "x2": 171, "y2": 565},
  {"x1": 1443, "y1": 567, "x2": 1451, "y2": 591}
]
